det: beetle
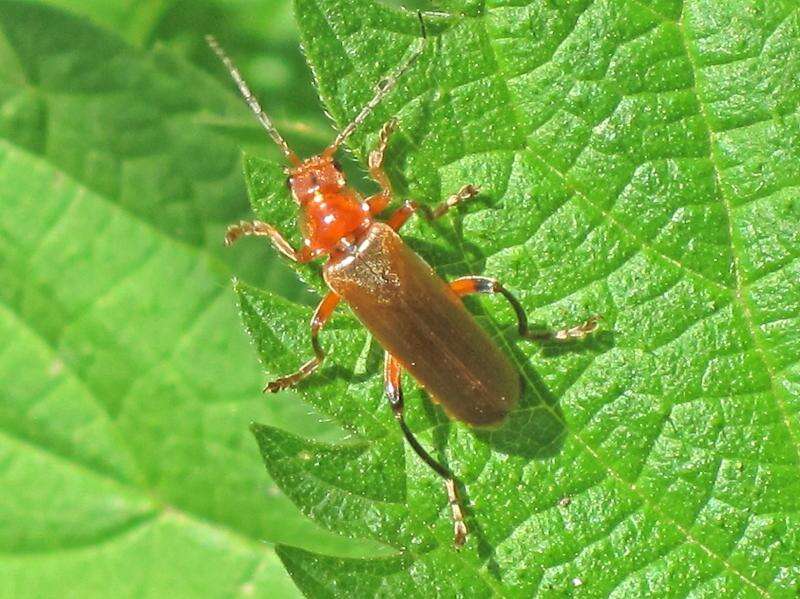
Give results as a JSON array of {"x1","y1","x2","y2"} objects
[{"x1": 207, "y1": 30, "x2": 598, "y2": 548}]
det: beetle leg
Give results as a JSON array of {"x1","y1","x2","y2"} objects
[
  {"x1": 265, "y1": 292, "x2": 340, "y2": 392},
  {"x1": 384, "y1": 352, "x2": 468, "y2": 549},
  {"x1": 368, "y1": 118, "x2": 398, "y2": 196},
  {"x1": 386, "y1": 185, "x2": 480, "y2": 231},
  {"x1": 449, "y1": 276, "x2": 601, "y2": 341},
  {"x1": 367, "y1": 192, "x2": 391, "y2": 216},
  {"x1": 225, "y1": 220, "x2": 315, "y2": 263},
  {"x1": 364, "y1": 119, "x2": 398, "y2": 217}
]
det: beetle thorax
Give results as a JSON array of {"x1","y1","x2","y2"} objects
[{"x1": 289, "y1": 156, "x2": 372, "y2": 254}]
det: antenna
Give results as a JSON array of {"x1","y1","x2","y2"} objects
[
  {"x1": 206, "y1": 35, "x2": 301, "y2": 165},
  {"x1": 325, "y1": 12, "x2": 428, "y2": 156}
]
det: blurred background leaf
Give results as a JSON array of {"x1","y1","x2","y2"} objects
[{"x1": 0, "y1": 1, "x2": 381, "y2": 597}]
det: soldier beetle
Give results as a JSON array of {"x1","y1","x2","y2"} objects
[{"x1": 208, "y1": 26, "x2": 598, "y2": 548}]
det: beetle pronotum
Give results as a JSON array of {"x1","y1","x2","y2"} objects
[{"x1": 208, "y1": 25, "x2": 598, "y2": 548}]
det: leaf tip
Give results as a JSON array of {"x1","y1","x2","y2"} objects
[{"x1": 250, "y1": 420, "x2": 267, "y2": 437}]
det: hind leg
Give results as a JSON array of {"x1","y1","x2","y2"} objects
[{"x1": 384, "y1": 352, "x2": 467, "y2": 548}]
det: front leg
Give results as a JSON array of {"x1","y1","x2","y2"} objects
[
  {"x1": 366, "y1": 118, "x2": 479, "y2": 226},
  {"x1": 363, "y1": 119, "x2": 399, "y2": 217},
  {"x1": 368, "y1": 118, "x2": 398, "y2": 197},
  {"x1": 265, "y1": 292, "x2": 340, "y2": 392},
  {"x1": 225, "y1": 220, "x2": 316, "y2": 263}
]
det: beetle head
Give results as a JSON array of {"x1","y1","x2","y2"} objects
[{"x1": 285, "y1": 155, "x2": 346, "y2": 204}]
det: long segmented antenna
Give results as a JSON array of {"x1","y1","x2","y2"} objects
[
  {"x1": 324, "y1": 12, "x2": 428, "y2": 156},
  {"x1": 206, "y1": 35, "x2": 301, "y2": 165}
]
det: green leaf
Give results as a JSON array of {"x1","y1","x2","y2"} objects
[
  {"x1": 0, "y1": 2, "x2": 371, "y2": 597},
  {"x1": 22, "y1": 0, "x2": 334, "y2": 151},
  {"x1": 242, "y1": 0, "x2": 800, "y2": 596}
]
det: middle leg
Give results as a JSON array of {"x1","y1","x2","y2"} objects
[
  {"x1": 449, "y1": 276, "x2": 600, "y2": 341},
  {"x1": 265, "y1": 291, "x2": 340, "y2": 392},
  {"x1": 386, "y1": 185, "x2": 480, "y2": 231},
  {"x1": 384, "y1": 352, "x2": 467, "y2": 548}
]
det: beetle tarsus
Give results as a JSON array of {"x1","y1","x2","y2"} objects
[
  {"x1": 527, "y1": 315, "x2": 602, "y2": 342},
  {"x1": 224, "y1": 221, "x2": 250, "y2": 246},
  {"x1": 263, "y1": 357, "x2": 319, "y2": 392},
  {"x1": 432, "y1": 184, "x2": 480, "y2": 219},
  {"x1": 446, "y1": 479, "x2": 468, "y2": 549},
  {"x1": 263, "y1": 377, "x2": 292, "y2": 393},
  {"x1": 369, "y1": 118, "x2": 398, "y2": 195},
  {"x1": 223, "y1": 220, "x2": 310, "y2": 263}
]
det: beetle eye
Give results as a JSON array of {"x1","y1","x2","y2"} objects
[
  {"x1": 285, "y1": 176, "x2": 293, "y2": 189},
  {"x1": 332, "y1": 159, "x2": 342, "y2": 172}
]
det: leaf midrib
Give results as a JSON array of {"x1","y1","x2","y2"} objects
[
  {"x1": 675, "y1": 4, "x2": 800, "y2": 469},
  {"x1": 451, "y1": 216, "x2": 769, "y2": 597},
  {"x1": 631, "y1": 0, "x2": 800, "y2": 471}
]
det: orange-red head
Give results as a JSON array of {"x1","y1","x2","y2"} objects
[{"x1": 286, "y1": 155, "x2": 345, "y2": 204}]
